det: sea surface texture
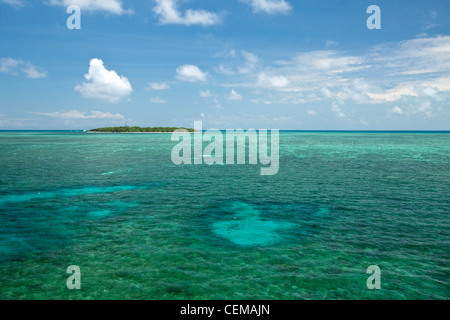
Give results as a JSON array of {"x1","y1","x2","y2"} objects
[{"x1": 0, "y1": 131, "x2": 448, "y2": 299}]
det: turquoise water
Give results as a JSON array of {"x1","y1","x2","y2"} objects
[{"x1": 0, "y1": 131, "x2": 448, "y2": 299}]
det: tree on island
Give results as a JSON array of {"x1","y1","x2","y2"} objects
[{"x1": 89, "y1": 126, "x2": 195, "y2": 133}]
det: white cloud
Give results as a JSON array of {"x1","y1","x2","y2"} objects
[
  {"x1": 371, "y1": 36, "x2": 450, "y2": 76},
  {"x1": 216, "y1": 51, "x2": 259, "y2": 76},
  {"x1": 199, "y1": 89, "x2": 212, "y2": 98},
  {"x1": 153, "y1": 0, "x2": 221, "y2": 26},
  {"x1": 223, "y1": 49, "x2": 367, "y2": 98},
  {"x1": 223, "y1": 36, "x2": 450, "y2": 116},
  {"x1": 176, "y1": 64, "x2": 207, "y2": 82},
  {"x1": 331, "y1": 101, "x2": 346, "y2": 118},
  {"x1": 0, "y1": 58, "x2": 21, "y2": 75},
  {"x1": 0, "y1": 58, "x2": 47, "y2": 78},
  {"x1": 31, "y1": 110, "x2": 125, "y2": 120},
  {"x1": 389, "y1": 101, "x2": 434, "y2": 118},
  {"x1": 198, "y1": 90, "x2": 222, "y2": 109},
  {"x1": 228, "y1": 89, "x2": 243, "y2": 101},
  {"x1": 184, "y1": 36, "x2": 450, "y2": 127},
  {"x1": 416, "y1": 85, "x2": 439, "y2": 99},
  {"x1": 150, "y1": 97, "x2": 167, "y2": 104},
  {"x1": 391, "y1": 106, "x2": 404, "y2": 115},
  {"x1": 422, "y1": 76, "x2": 450, "y2": 94},
  {"x1": 211, "y1": 99, "x2": 223, "y2": 109},
  {"x1": 226, "y1": 49, "x2": 237, "y2": 58},
  {"x1": 325, "y1": 40, "x2": 339, "y2": 48},
  {"x1": 75, "y1": 58, "x2": 133, "y2": 103},
  {"x1": 417, "y1": 101, "x2": 433, "y2": 117},
  {"x1": 257, "y1": 72, "x2": 289, "y2": 88},
  {"x1": 238, "y1": 51, "x2": 259, "y2": 74},
  {"x1": 366, "y1": 86, "x2": 418, "y2": 103},
  {"x1": 366, "y1": 80, "x2": 448, "y2": 104},
  {"x1": 22, "y1": 63, "x2": 47, "y2": 79},
  {"x1": 216, "y1": 64, "x2": 235, "y2": 76},
  {"x1": 241, "y1": 0, "x2": 291, "y2": 15},
  {"x1": 146, "y1": 82, "x2": 170, "y2": 90},
  {"x1": 294, "y1": 50, "x2": 366, "y2": 73},
  {"x1": 321, "y1": 87, "x2": 333, "y2": 99},
  {"x1": 1, "y1": 0, "x2": 25, "y2": 8},
  {"x1": 49, "y1": 0, "x2": 131, "y2": 15}
]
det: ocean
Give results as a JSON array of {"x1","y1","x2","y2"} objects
[{"x1": 0, "y1": 131, "x2": 448, "y2": 299}]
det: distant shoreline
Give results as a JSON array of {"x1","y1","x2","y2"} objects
[
  {"x1": 87, "y1": 126, "x2": 196, "y2": 133},
  {"x1": 86, "y1": 131, "x2": 176, "y2": 134},
  {"x1": 0, "y1": 130, "x2": 449, "y2": 133}
]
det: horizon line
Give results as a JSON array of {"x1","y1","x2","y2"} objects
[{"x1": 1, "y1": 129, "x2": 449, "y2": 133}]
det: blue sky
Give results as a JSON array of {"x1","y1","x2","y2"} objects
[{"x1": 0, "y1": 0, "x2": 449, "y2": 130}]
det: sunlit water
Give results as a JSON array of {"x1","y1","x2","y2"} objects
[{"x1": 0, "y1": 131, "x2": 448, "y2": 299}]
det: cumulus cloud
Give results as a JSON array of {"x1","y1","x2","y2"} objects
[
  {"x1": 241, "y1": 0, "x2": 292, "y2": 15},
  {"x1": 49, "y1": 0, "x2": 131, "y2": 15},
  {"x1": 176, "y1": 64, "x2": 207, "y2": 82},
  {"x1": 31, "y1": 110, "x2": 125, "y2": 120},
  {"x1": 0, "y1": 58, "x2": 47, "y2": 78},
  {"x1": 153, "y1": 0, "x2": 221, "y2": 26},
  {"x1": 75, "y1": 58, "x2": 133, "y2": 103},
  {"x1": 1, "y1": 0, "x2": 25, "y2": 8},
  {"x1": 146, "y1": 82, "x2": 170, "y2": 90},
  {"x1": 228, "y1": 89, "x2": 243, "y2": 101}
]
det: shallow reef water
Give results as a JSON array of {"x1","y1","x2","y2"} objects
[{"x1": 0, "y1": 131, "x2": 448, "y2": 299}]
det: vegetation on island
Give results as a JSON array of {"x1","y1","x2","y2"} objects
[{"x1": 89, "y1": 126, "x2": 196, "y2": 133}]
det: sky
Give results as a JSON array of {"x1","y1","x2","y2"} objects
[{"x1": 0, "y1": 0, "x2": 449, "y2": 130}]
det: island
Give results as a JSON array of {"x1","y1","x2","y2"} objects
[{"x1": 88, "y1": 126, "x2": 196, "y2": 133}]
